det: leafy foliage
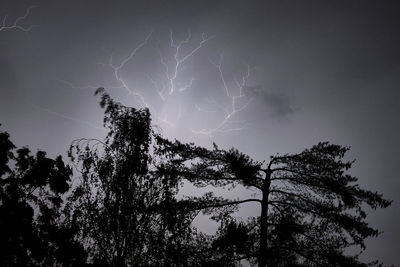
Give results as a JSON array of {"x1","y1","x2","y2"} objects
[
  {"x1": 0, "y1": 125, "x2": 86, "y2": 266},
  {"x1": 66, "y1": 88, "x2": 202, "y2": 266},
  {"x1": 0, "y1": 91, "x2": 392, "y2": 266}
]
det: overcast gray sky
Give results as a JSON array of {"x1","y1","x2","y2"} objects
[{"x1": 1, "y1": 0, "x2": 399, "y2": 265}]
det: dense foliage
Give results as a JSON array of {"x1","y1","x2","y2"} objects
[
  {"x1": 0, "y1": 91, "x2": 392, "y2": 266},
  {"x1": 66, "y1": 88, "x2": 204, "y2": 266},
  {"x1": 0, "y1": 126, "x2": 86, "y2": 266}
]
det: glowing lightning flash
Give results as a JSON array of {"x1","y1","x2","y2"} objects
[
  {"x1": 0, "y1": 4, "x2": 255, "y2": 138},
  {"x1": 98, "y1": 31, "x2": 153, "y2": 108},
  {"x1": 155, "y1": 30, "x2": 214, "y2": 98},
  {"x1": 192, "y1": 53, "x2": 253, "y2": 137},
  {"x1": 149, "y1": 30, "x2": 214, "y2": 128},
  {"x1": 59, "y1": 30, "x2": 254, "y2": 138},
  {"x1": 1, "y1": 7, "x2": 255, "y2": 137}
]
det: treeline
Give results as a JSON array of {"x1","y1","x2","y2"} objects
[{"x1": 0, "y1": 89, "x2": 391, "y2": 266}]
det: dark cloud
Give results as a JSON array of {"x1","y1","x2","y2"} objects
[
  {"x1": 261, "y1": 91, "x2": 294, "y2": 117},
  {"x1": 245, "y1": 85, "x2": 294, "y2": 118}
]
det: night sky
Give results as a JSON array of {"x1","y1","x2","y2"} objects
[{"x1": 1, "y1": 0, "x2": 399, "y2": 265}]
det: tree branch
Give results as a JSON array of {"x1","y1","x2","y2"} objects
[{"x1": 189, "y1": 198, "x2": 262, "y2": 212}]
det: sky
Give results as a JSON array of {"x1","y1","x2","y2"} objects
[{"x1": 1, "y1": 0, "x2": 399, "y2": 265}]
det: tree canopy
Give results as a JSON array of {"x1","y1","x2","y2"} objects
[
  {"x1": 0, "y1": 125, "x2": 86, "y2": 266},
  {"x1": 0, "y1": 91, "x2": 392, "y2": 266},
  {"x1": 66, "y1": 88, "x2": 203, "y2": 266},
  {"x1": 157, "y1": 138, "x2": 392, "y2": 266}
]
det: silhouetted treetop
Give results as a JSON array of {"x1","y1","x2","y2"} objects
[
  {"x1": 156, "y1": 136, "x2": 392, "y2": 266},
  {"x1": 0, "y1": 125, "x2": 86, "y2": 266},
  {"x1": 66, "y1": 89, "x2": 207, "y2": 266},
  {"x1": 1, "y1": 90, "x2": 392, "y2": 267}
]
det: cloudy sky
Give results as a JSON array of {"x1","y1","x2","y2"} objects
[{"x1": 1, "y1": 0, "x2": 399, "y2": 265}]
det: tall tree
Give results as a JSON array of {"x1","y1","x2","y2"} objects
[
  {"x1": 66, "y1": 89, "x2": 202, "y2": 266},
  {"x1": 64, "y1": 90, "x2": 392, "y2": 266},
  {"x1": 156, "y1": 139, "x2": 392, "y2": 266},
  {"x1": 0, "y1": 125, "x2": 86, "y2": 266}
]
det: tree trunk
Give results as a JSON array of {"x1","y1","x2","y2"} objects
[{"x1": 258, "y1": 170, "x2": 271, "y2": 267}]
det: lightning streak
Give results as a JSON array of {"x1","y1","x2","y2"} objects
[
  {"x1": 93, "y1": 30, "x2": 213, "y2": 128},
  {"x1": 98, "y1": 31, "x2": 153, "y2": 108},
  {"x1": 59, "y1": 30, "x2": 253, "y2": 137},
  {"x1": 192, "y1": 54, "x2": 253, "y2": 137},
  {"x1": 1, "y1": 5, "x2": 255, "y2": 138},
  {"x1": 0, "y1": 6, "x2": 37, "y2": 33},
  {"x1": 155, "y1": 30, "x2": 214, "y2": 98},
  {"x1": 54, "y1": 30, "x2": 152, "y2": 130}
]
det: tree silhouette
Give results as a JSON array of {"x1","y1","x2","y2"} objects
[
  {"x1": 66, "y1": 89, "x2": 204, "y2": 266},
  {"x1": 0, "y1": 125, "x2": 86, "y2": 266},
  {"x1": 1, "y1": 90, "x2": 392, "y2": 266},
  {"x1": 156, "y1": 139, "x2": 392, "y2": 266}
]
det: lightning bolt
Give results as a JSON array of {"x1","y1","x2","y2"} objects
[
  {"x1": 149, "y1": 30, "x2": 213, "y2": 127},
  {"x1": 147, "y1": 29, "x2": 214, "y2": 128},
  {"x1": 59, "y1": 32, "x2": 155, "y2": 110},
  {"x1": 56, "y1": 32, "x2": 157, "y2": 129},
  {"x1": 192, "y1": 53, "x2": 253, "y2": 137},
  {"x1": 1, "y1": 5, "x2": 257, "y2": 140},
  {"x1": 0, "y1": 6, "x2": 38, "y2": 34},
  {"x1": 155, "y1": 29, "x2": 214, "y2": 97},
  {"x1": 97, "y1": 31, "x2": 153, "y2": 108},
  {"x1": 58, "y1": 30, "x2": 254, "y2": 138}
]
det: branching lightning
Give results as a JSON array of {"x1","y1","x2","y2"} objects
[
  {"x1": 149, "y1": 29, "x2": 214, "y2": 127},
  {"x1": 59, "y1": 30, "x2": 255, "y2": 137},
  {"x1": 192, "y1": 54, "x2": 253, "y2": 136},
  {"x1": 97, "y1": 31, "x2": 153, "y2": 108},
  {"x1": 0, "y1": 6, "x2": 37, "y2": 34},
  {"x1": 1, "y1": 6, "x2": 256, "y2": 138},
  {"x1": 155, "y1": 29, "x2": 214, "y2": 97}
]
